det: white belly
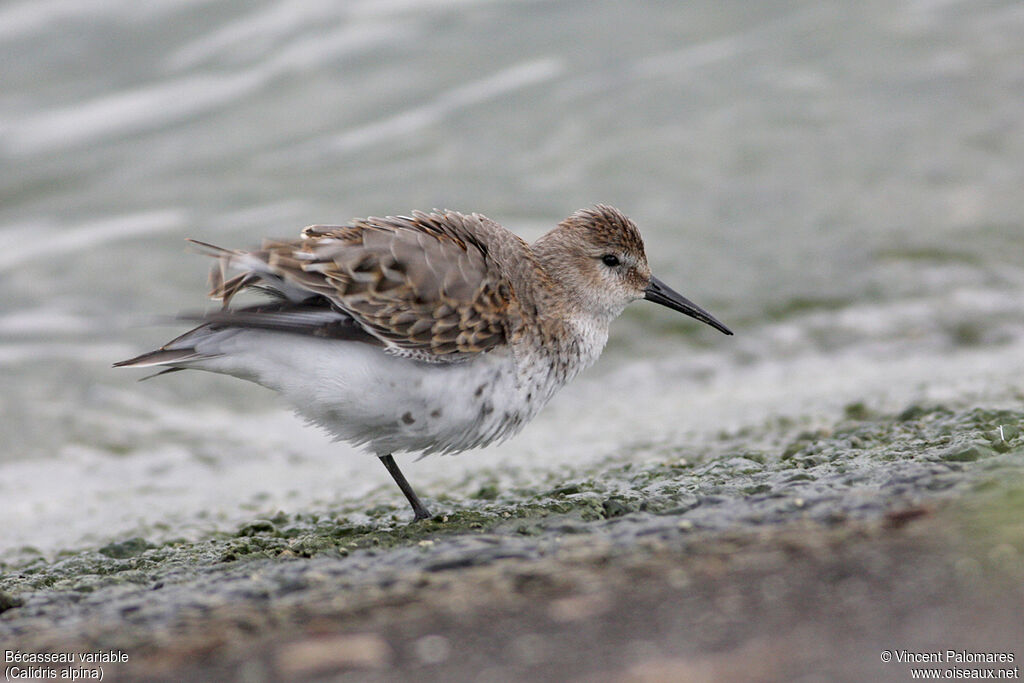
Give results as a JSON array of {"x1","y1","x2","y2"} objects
[{"x1": 194, "y1": 330, "x2": 546, "y2": 456}]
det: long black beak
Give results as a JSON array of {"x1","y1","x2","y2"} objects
[{"x1": 644, "y1": 276, "x2": 733, "y2": 335}]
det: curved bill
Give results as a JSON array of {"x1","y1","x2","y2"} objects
[{"x1": 644, "y1": 276, "x2": 733, "y2": 335}]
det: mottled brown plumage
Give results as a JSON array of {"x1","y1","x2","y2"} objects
[{"x1": 196, "y1": 210, "x2": 533, "y2": 362}]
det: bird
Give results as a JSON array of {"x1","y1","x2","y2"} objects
[{"x1": 115, "y1": 205, "x2": 732, "y2": 521}]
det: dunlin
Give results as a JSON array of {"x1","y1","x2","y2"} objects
[{"x1": 116, "y1": 206, "x2": 732, "y2": 520}]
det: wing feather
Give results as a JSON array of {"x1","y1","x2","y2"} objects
[{"x1": 197, "y1": 211, "x2": 519, "y2": 362}]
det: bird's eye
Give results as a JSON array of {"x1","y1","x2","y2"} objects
[{"x1": 601, "y1": 254, "x2": 620, "y2": 267}]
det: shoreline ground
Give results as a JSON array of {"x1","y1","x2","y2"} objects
[{"x1": 3, "y1": 402, "x2": 1022, "y2": 682}]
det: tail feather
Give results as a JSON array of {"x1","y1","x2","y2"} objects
[
  {"x1": 186, "y1": 237, "x2": 312, "y2": 306},
  {"x1": 116, "y1": 236, "x2": 377, "y2": 379},
  {"x1": 114, "y1": 302, "x2": 378, "y2": 378},
  {"x1": 184, "y1": 238, "x2": 235, "y2": 256},
  {"x1": 112, "y1": 347, "x2": 206, "y2": 369},
  {"x1": 137, "y1": 367, "x2": 187, "y2": 382}
]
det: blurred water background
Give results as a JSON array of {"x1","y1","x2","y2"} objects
[{"x1": 2, "y1": 0, "x2": 1022, "y2": 557}]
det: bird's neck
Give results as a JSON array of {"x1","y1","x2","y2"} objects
[{"x1": 514, "y1": 291, "x2": 611, "y2": 390}]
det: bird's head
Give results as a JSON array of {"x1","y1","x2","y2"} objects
[{"x1": 533, "y1": 205, "x2": 732, "y2": 335}]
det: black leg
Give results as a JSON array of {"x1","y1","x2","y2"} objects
[{"x1": 379, "y1": 454, "x2": 431, "y2": 521}]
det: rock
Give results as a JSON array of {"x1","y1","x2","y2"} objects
[
  {"x1": 275, "y1": 633, "x2": 392, "y2": 676},
  {"x1": 941, "y1": 444, "x2": 995, "y2": 462},
  {"x1": 0, "y1": 590, "x2": 23, "y2": 613},
  {"x1": 98, "y1": 537, "x2": 153, "y2": 559}
]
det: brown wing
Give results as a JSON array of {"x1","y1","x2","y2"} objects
[{"x1": 203, "y1": 211, "x2": 517, "y2": 361}]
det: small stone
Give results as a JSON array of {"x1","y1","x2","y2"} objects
[
  {"x1": 237, "y1": 520, "x2": 277, "y2": 536},
  {"x1": 0, "y1": 591, "x2": 23, "y2": 613},
  {"x1": 276, "y1": 633, "x2": 392, "y2": 676},
  {"x1": 987, "y1": 425, "x2": 1020, "y2": 452},
  {"x1": 548, "y1": 593, "x2": 610, "y2": 622},
  {"x1": 844, "y1": 402, "x2": 871, "y2": 420},
  {"x1": 898, "y1": 405, "x2": 927, "y2": 422},
  {"x1": 472, "y1": 484, "x2": 499, "y2": 500},
  {"x1": 941, "y1": 444, "x2": 994, "y2": 462},
  {"x1": 602, "y1": 498, "x2": 633, "y2": 518},
  {"x1": 72, "y1": 579, "x2": 97, "y2": 593},
  {"x1": 98, "y1": 537, "x2": 153, "y2": 559}
]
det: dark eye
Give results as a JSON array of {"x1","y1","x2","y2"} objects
[{"x1": 601, "y1": 254, "x2": 620, "y2": 267}]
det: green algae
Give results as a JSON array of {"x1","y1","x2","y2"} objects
[{"x1": 98, "y1": 538, "x2": 155, "y2": 559}]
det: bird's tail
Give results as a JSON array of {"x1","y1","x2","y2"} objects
[{"x1": 112, "y1": 321, "x2": 228, "y2": 379}]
